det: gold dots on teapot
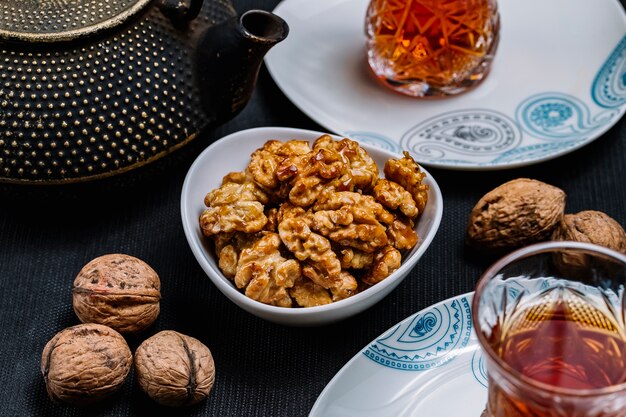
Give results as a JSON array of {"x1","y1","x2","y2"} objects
[
  {"x1": 0, "y1": 0, "x2": 245, "y2": 183},
  {"x1": 0, "y1": 0, "x2": 152, "y2": 42},
  {"x1": 0, "y1": 3, "x2": 208, "y2": 181}
]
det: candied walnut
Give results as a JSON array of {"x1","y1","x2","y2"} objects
[
  {"x1": 213, "y1": 232, "x2": 257, "y2": 279},
  {"x1": 313, "y1": 135, "x2": 379, "y2": 191},
  {"x1": 303, "y1": 266, "x2": 358, "y2": 301},
  {"x1": 247, "y1": 142, "x2": 282, "y2": 190},
  {"x1": 221, "y1": 170, "x2": 248, "y2": 184},
  {"x1": 213, "y1": 232, "x2": 256, "y2": 257},
  {"x1": 204, "y1": 180, "x2": 268, "y2": 207},
  {"x1": 201, "y1": 170, "x2": 270, "y2": 237},
  {"x1": 289, "y1": 276, "x2": 332, "y2": 307},
  {"x1": 384, "y1": 151, "x2": 428, "y2": 214},
  {"x1": 278, "y1": 139, "x2": 314, "y2": 156},
  {"x1": 72, "y1": 254, "x2": 161, "y2": 334},
  {"x1": 276, "y1": 201, "x2": 307, "y2": 223},
  {"x1": 264, "y1": 207, "x2": 279, "y2": 232},
  {"x1": 234, "y1": 232, "x2": 301, "y2": 307},
  {"x1": 373, "y1": 178, "x2": 419, "y2": 218},
  {"x1": 135, "y1": 331, "x2": 215, "y2": 407},
  {"x1": 288, "y1": 175, "x2": 326, "y2": 207},
  {"x1": 287, "y1": 174, "x2": 353, "y2": 208},
  {"x1": 311, "y1": 205, "x2": 388, "y2": 253},
  {"x1": 200, "y1": 201, "x2": 268, "y2": 236},
  {"x1": 243, "y1": 259, "x2": 300, "y2": 307},
  {"x1": 467, "y1": 178, "x2": 566, "y2": 252},
  {"x1": 310, "y1": 191, "x2": 392, "y2": 253},
  {"x1": 41, "y1": 323, "x2": 132, "y2": 405},
  {"x1": 278, "y1": 217, "x2": 342, "y2": 284},
  {"x1": 332, "y1": 270, "x2": 359, "y2": 300},
  {"x1": 247, "y1": 140, "x2": 312, "y2": 190},
  {"x1": 339, "y1": 247, "x2": 374, "y2": 269},
  {"x1": 386, "y1": 216, "x2": 419, "y2": 250},
  {"x1": 277, "y1": 145, "x2": 353, "y2": 207},
  {"x1": 213, "y1": 232, "x2": 256, "y2": 279},
  {"x1": 314, "y1": 191, "x2": 394, "y2": 224},
  {"x1": 552, "y1": 210, "x2": 626, "y2": 254},
  {"x1": 218, "y1": 245, "x2": 239, "y2": 278},
  {"x1": 213, "y1": 232, "x2": 233, "y2": 256},
  {"x1": 363, "y1": 246, "x2": 402, "y2": 285},
  {"x1": 278, "y1": 147, "x2": 347, "y2": 181}
]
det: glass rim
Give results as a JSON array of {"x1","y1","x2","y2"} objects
[{"x1": 472, "y1": 240, "x2": 626, "y2": 397}]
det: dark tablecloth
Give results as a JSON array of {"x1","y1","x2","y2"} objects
[{"x1": 1, "y1": 0, "x2": 625, "y2": 416}]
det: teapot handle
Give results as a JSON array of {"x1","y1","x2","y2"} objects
[{"x1": 158, "y1": 0, "x2": 204, "y2": 26}]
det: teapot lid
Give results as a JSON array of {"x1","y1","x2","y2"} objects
[{"x1": 0, "y1": 0, "x2": 152, "y2": 43}]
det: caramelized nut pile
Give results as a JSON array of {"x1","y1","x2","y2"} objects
[{"x1": 199, "y1": 135, "x2": 429, "y2": 307}]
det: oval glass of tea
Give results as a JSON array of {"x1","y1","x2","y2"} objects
[
  {"x1": 365, "y1": 0, "x2": 500, "y2": 97},
  {"x1": 472, "y1": 241, "x2": 626, "y2": 417}
]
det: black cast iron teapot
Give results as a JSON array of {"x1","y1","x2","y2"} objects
[{"x1": 0, "y1": 0, "x2": 288, "y2": 184}]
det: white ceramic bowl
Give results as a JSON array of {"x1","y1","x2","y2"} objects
[{"x1": 181, "y1": 127, "x2": 443, "y2": 326}]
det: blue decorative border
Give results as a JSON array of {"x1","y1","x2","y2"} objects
[
  {"x1": 515, "y1": 92, "x2": 618, "y2": 141},
  {"x1": 345, "y1": 131, "x2": 401, "y2": 153},
  {"x1": 491, "y1": 141, "x2": 584, "y2": 164},
  {"x1": 471, "y1": 350, "x2": 488, "y2": 388},
  {"x1": 592, "y1": 34, "x2": 626, "y2": 108},
  {"x1": 399, "y1": 109, "x2": 522, "y2": 161},
  {"x1": 349, "y1": 33, "x2": 626, "y2": 167},
  {"x1": 363, "y1": 297, "x2": 472, "y2": 371}
]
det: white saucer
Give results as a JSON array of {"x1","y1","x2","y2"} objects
[
  {"x1": 266, "y1": 0, "x2": 626, "y2": 170},
  {"x1": 309, "y1": 293, "x2": 488, "y2": 416}
]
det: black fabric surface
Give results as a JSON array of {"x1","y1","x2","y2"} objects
[{"x1": 1, "y1": 0, "x2": 625, "y2": 416}]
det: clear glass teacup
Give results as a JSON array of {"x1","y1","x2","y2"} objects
[
  {"x1": 365, "y1": 0, "x2": 500, "y2": 97},
  {"x1": 472, "y1": 241, "x2": 626, "y2": 417}
]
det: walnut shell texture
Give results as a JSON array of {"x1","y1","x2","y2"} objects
[
  {"x1": 552, "y1": 210, "x2": 626, "y2": 254},
  {"x1": 467, "y1": 178, "x2": 566, "y2": 252},
  {"x1": 135, "y1": 330, "x2": 216, "y2": 407},
  {"x1": 73, "y1": 254, "x2": 161, "y2": 333},
  {"x1": 41, "y1": 323, "x2": 132, "y2": 405}
]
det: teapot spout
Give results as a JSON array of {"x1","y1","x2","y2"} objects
[
  {"x1": 240, "y1": 9, "x2": 289, "y2": 47},
  {"x1": 196, "y1": 10, "x2": 289, "y2": 125}
]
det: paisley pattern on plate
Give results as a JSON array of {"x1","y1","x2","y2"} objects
[
  {"x1": 515, "y1": 92, "x2": 619, "y2": 140},
  {"x1": 382, "y1": 89, "x2": 622, "y2": 165},
  {"x1": 363, "y1": 296, "x2": 472, "y2": 370},
  {"x1": 592, "y1": 34, "x2": 626, "y2": 109},
  {"x1": 395, "y1": 36, "x2": 626, "y2": 166},
  {"x1": 399, "y1": 110, "x2": 521, "y2": 162}
]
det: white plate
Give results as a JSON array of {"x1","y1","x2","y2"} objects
[
  {"x1": 266, "y1": 0, "x2": 626, "y2": 170},
  {"x1": 309, "y1": 293, "x2": 488, "y2": 416}
]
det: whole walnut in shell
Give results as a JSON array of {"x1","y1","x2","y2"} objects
[
  {"x1": 552, "y1": 210, "x2": 626, "y2": 254},
  {"x1": 467, "y1": 178, "x2": 566, "y2": 253},
  {"x1": 73, "y1": 254, "x2": 161, "y2": 334},
  {"x1": 135, "y1": 330, "x2": 216, "y2": 407},
  {"x1": 41, "y1": 323, "x2": 132, "y2": 405}
]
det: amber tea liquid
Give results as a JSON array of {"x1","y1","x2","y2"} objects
[
  {"x1": 365, "y1": 0, "x2": 499, "y2": 96},
  {"x1": 486, "y1": 286, "x2": 626, "y2": 417}
]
